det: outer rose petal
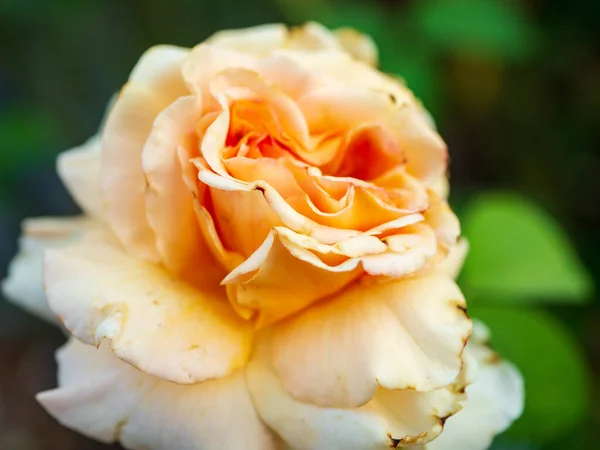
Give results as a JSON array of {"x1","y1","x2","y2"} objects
[
  {"x1": 2, "y1": 217, "x2": 95, "y2": 324},
  {"x1": 56, "y1": 136, "x2": 102, "y2": 217},
  {"x1": 285, "y1": 22, "x2": 342, "y2": 52},
  {"x1": 43, "y1": 227, "x2": 252, "y2": 384},
  {"x1": 247, "y1": 339, "x2": 469, "y2": 450},
  {"x1": 38, "y1": 339, "x2": 280, "y2": 450},
  {"x1": 269, "y1": 275, "x2": 472, "y2": 407},
  {"x1": 206, "y1": 24, "x2": 287, "y2": 56},
  {"x1": 424, "y1": 323, "x2": 524, "y2": 450},
  {"x1": 100, "y1": 45, "x2": 189, "y2": 263},
  {"x1": 435, "y1": 238, "x2": 469, "y2": 280},
  {"x1": 334, "y1": 27, "x2": 378, "y2": 66}
]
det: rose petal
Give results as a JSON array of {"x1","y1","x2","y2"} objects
[
  {"x1": 195, "y1": 162, "x2": 360, "y2": 244},
  {"x1": 38, "y1": 339, "x2": 279, "y2": 450},
  {"x1": 44, "y1": 227, "x2": 252, "y2": 384},
  {"x1": 247, "y1": 338, "x2": 468, "y2": 450},
  {"x1": 100, "y1": 45, "x2": 189, "y2": 263},
  {"x1": 424, "y1": 322, "x2": 524, "y2": 450},
  {"x1": 334, "y1": 27, "x2": 378, "y2": 66},
  {"x1": 141, "y1": 95, "x2": 221, "y2": 285},
  {"x1": 286, "y1": 22, "x2": 341, "y2": 52},
  {"x1": 209, "y1": 68, "x2": 311, "y2": 149},
  {"x1": 423, "y1": 195, "x2": 460, "y2": 253},
  {"x1": 57, "y1": 137, "x2": 102, "y2": 217},
  {"x1": 1, "y1": 217, "x2": 95, "y2": 324},
  {"x1": 269, "y1": 275, "x2": 471, "y2": 407},
  {"x1": 206, "y1": 24, "x2": 287, "y2": 57},
  {"x1": 434, "y1": 238, "x2": 469, "y2": 280},
  {"x1": 210, "y1": 187, "x2": 282, "y2": 259},
  {"x1": 177, "y1": 139, "x2": 243, "y2": 275},
  {"x1": 297, "y1": 85, "x2": 446, "y2": 184},
  {"x1": 224, "y1": 231, "x2": 362, "y2": 328},
  {"x1": 273, "y1": 49, "x2": 405, "y2": 99}
]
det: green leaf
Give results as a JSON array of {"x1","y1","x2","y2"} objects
[
  {"x1": 471, "y1": 306, "x2": 591, "y2": 442},
  {"x1": 460, "y1": 192, "x2": 592, "y2": 304},
  {"x1": 411, "y1": 0, "x2": 538, "y2": 61}
]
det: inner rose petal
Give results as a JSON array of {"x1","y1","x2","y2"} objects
[{"x1": 327, "y1": 124, "x2": 406, "y2": 181}]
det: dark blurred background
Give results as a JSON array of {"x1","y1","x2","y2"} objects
[{"x1": 0, "y1": 0, "x2": 598, "y2": 449}]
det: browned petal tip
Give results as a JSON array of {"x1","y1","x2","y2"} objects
[
  {"x1": 485, "y1": 352, "x2": 503, "y2": 365},
  {"x1": 387, "y1": 433, "x2": 400, "y2": 448},
  {"x1": 455, "y1": 303, "x2": 468, "y2": 315},
  {"x1": 439, "y1": 414, "x2": 452, "y2": 427}
]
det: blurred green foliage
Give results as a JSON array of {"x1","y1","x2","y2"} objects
[
  {"x1": 1, "y1": 0, "x2": 598, "y2": 449},
  {"x1": 461, "y1": 193, "x2": 592, "y2": 303}
]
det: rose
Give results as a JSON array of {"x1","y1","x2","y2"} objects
[
  {"x1": 3, "y1": 23, "x2": 523, "y2": 450},
  {"x1": 93, "y1": 21, "x2": 460, "y2": 330}
]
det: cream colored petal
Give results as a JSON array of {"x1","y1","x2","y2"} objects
[
  {"x1": 128, "y1": 45, "x2": 190, "y2": 97},
  {"x1": 57, "y1": 137, "x2": 102, "y2": 217},
  {"x1": 269, "y1": 275, "x2": 471, "y2": 408},
  {"x1": 429, "y1": 174, "x2": 450, "y2": 200},
  {"x1": 256, "y1": 52, "x2": 323, "y2": 101},
  {"x1": 38, "y1": 339, "x2": 279, "y2": 450},
  {"x1": 2, "y1": 217, "x2": 95, "y2": 324},
  {"x1": 399, "y1": 109, "x2": 448, "y2": 185},
  {"x1": 274, "y1": 49, "x2": 411, "y2": 103},
  {"x1": 100, "y1": 45, "x2": 189, "y2": 263},
  {"x1": 43, "y1": 227, "x2": 252, "y2": 384},
  {"x1": 359, "y1": 224, "x2": 438, "y2": 277},
  {"x1": 141, "y1": 95, "x2": 216, "y2": 283},
  {"x1": 298, "y1": 85, "x2": 394, "y2": 135},
  {"x1": 424, "y1": 197, "x2": 460, "y2": 253},
  {"x1": 247, "y1": 338, "x2": 467, "y2": 450},
  {"x1": 425, "y1": 322, "x2": 524, "y2": 450},
  {"x1": 334, "y1": 27, "x2": 378, "y2": 66},
  {"x1": 182, "y1": 44, "x2": 257, "y2": 109},
  {"x1": 286, "y1": 22, "x2": 341, "y2": 52},
  {"x1": 206, "y1": 23, "x2": 287, "y2": 56},
  {"x1": 435, "y1": 238, "x2": 469, "y2": 280}
]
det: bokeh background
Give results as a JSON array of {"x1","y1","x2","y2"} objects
[{"x1": 1, "y1": 0, "x2": 598, "y2": 449}]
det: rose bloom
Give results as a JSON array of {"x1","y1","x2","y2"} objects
[{"x1": 3, "y1": 23, "x2": 523, "y2": 450}]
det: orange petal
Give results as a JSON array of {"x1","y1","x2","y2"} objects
[
  {"x1": 223, "y1": 230, "x2": 362, "y2": 327},
  {"x1": 141, "y1": 95, "x2": 218, "y2": 284}
]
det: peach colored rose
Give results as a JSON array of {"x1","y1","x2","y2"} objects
[{"x1": 3, "y1": 23, "x2": 522, "y2": 450}]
